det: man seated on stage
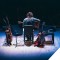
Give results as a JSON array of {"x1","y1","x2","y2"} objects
[
  {"x1": 23, "y1": 12, "x2": 40, "y2": 28},
  {"x1": 23, "y1": 12, "x2": 40, "y2": 41}
]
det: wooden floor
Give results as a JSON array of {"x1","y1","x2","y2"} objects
[{"x1": 0, "y1": 30, "x2": 60, "y2": 60}]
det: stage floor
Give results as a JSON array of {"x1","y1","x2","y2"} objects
[{"x1": 0, "y1": 30, "x2": 60, "y2": 60}]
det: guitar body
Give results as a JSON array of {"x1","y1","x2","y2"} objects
[
  {"x1": 34, "y1": 40, "x2": 39, "y2": 46},
  {"x1": 34, "y1": 32, "x2": 45, "y2": 47}
]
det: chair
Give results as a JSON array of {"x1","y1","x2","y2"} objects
[
  {"x1": 24, "y1": 25, "x2": 33, "y2": 44},
  {"x1": 11, "y1": 25, "x2": 23, "y2": 47}
]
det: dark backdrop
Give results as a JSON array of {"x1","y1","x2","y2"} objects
[{"x1": 0, "y1": 0, "x2": 60, "y2": 26}]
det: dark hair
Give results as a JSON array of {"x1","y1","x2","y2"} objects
[{"x1": 27, "y1": 12, "x2": 33, "y2": 17}]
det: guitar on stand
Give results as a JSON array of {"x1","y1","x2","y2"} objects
[
  {"x1": 4, "y1": 16, "x2": 12, "y2": 46},
  {"x1": 34, "y1": 22, "x2": 46, "y2": 47}
]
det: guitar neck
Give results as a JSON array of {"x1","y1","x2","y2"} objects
[{"x1": 18, "y1": 21, "x2": 23, "y2": 24}]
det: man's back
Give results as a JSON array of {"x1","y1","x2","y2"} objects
[{"x1": 23, "y1": 17, "x2": 40, "y2": 26}]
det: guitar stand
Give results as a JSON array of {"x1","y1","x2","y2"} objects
[{"x1": 15, "y1": 36, "x2": 18, "y2": 47}]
